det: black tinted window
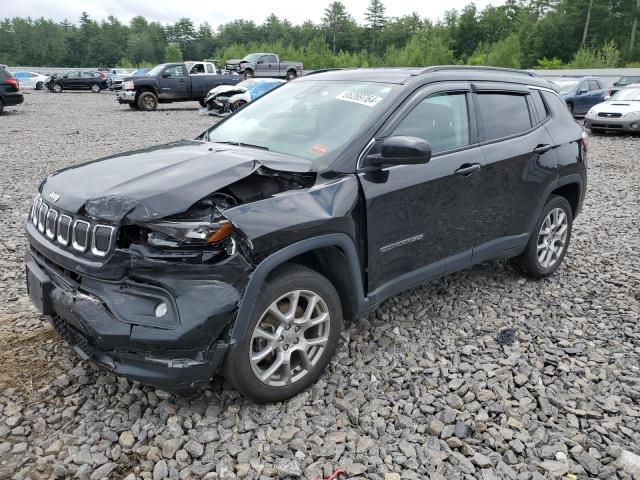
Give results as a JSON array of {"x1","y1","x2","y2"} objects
[
  {"x1": 477, "y1": 93, "x2": 532, "y2": 141},
  {"x1": 392, "y1": 92, "x2": 470, "y2": 154},
  {"x1": 531, "y1": 90, "x2": 549, "y2": 122}
]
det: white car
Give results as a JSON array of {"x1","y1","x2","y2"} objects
[
  {"x1": 11, "y1": 71, "x2": 49, "y2": 90},
  {"x1": 584, "y1": 84, "x2": 640, "y2": 133}
]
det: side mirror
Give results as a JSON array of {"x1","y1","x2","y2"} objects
[
  {"x1": 613, "y1": 82, "x2": 619, "y2": 86},
  {"x1": 604, "y1": 95, "x2": 611, "y2": 101},
  {"x1": 257, "y1": 60, "x2": 264, "y2": 64},
  {"x1": 365, "y1": 136, "x2": 432, "y2": 167},
  {"x1": 578, "y1": 89, "x2": 588, "y2": 95}
]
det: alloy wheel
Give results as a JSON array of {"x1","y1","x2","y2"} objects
[
  {"x1": 537, "y1": 207, "x2": 568, "y2": 268},
  {"x1": 249, "y1": 290, "x2": 331, "y2": 387}
]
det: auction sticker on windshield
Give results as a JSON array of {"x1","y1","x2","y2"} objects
[{"x1": 336, "y1": 90, "x2": 384, "y2": 107}]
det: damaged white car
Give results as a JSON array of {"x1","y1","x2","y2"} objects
[{"x1": 202, "y1": 78, "x2": 285, "y2": 116}]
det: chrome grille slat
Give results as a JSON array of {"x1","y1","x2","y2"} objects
[
  {"x1": 30, "y1": 195, "x2": 116, "y2": 258},
  {"x1": 45, "y1": 209, "x2": 58, "y2": 239}
]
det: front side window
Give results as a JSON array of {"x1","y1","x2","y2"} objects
[
  {"x1": 207, "y1": 80, "x2": 399, "y2": 166},
  {"x1": 165, "y1": 66, "x2": 184, "y2": 77},
  {"x1": 476, "y1": 93, "x2": 532, "y2": 141},
  {"x1": 391, "y1": 92, "x2": 470, "y2": 154},
  {"x1": 588, "y1": 80, "x2": 600, "y2": 91}
]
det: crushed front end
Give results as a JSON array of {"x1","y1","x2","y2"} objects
[{"x1": 25, "y1": 192, "x2": 252, "y2": 390}]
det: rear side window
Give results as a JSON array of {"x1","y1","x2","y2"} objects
[
  {"x1": 476, "y1": 93, "x2": 532, "y2": 141},
  {"x1": 392, "y1": 92, "x2": 470, "y2": 154},
  {"x1": 531, "y1": 90, "x2": 549, "y2": 122}
]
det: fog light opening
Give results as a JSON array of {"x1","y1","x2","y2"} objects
[
  {"x1": 154, "y1": 302, "x2": 167, "y2": 318},
  {"x1": 631, "y1": 123, "x2": 639, "y2": 130}
]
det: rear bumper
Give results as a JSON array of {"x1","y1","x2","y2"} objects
[
  {"x1": 2, "y1": 92, "x2": 24, "y2": 106},
  {"x1": 585, "y1": 117, "x2": 640, "y2": 132}
]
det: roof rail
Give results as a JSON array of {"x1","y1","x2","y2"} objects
[
  {"x1": 302, "y1": 68, "x2": 343, "y2": 76},
  {"x1": 417, "y1": 65, "x2": 538, "y2": 78}
]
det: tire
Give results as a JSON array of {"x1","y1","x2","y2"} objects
[
  {"x1": 198, "y1": 99, "x2": 206, "y2": 108},
  {"x1": 137, "y1": 92, "x2": 158, "y2": 111},
  {"x1": 0, "y1": 99, "x2": 4, "y2": 115},
  {"x1": 52, "y1": 83, "x2": 62, "y2": 93},
  {"x1": 286, "y1": 70, "x2": 297, "y2": 81},
  {"x1": 128, "y1": 103, "x2": 139, "y2": 110},
  {"x1": 230, "y1": 99, "x2": 247, "y2": 111},
  {"x1": 243, "y1": 70, "x2": 253, "y2": 79},
  {"x1": 510, "y1": 195, "x2": 573, "y2": 279},
  {"x1": 225, "y1": 264, "x2": 343, "y2": 403},
  {"x1": 90, "y1": 84, "x2": 101, "y2": 93},
  {"x1": 567, "y1": 102, "x2": 574, "y2": 115},
  {"x1": 36, "y1": 82, "x2": 44, "y2": 90}
]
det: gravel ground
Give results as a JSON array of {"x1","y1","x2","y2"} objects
[{"x1": 0, "y1": 91, "x2": 639, "y2": 480}]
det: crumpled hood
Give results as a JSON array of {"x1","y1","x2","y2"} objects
[
  {"x1": 40, "y1": 140, "x2": 313, "y2": 223},
  {"x1": 206, "y1": 84, "x2": 246, "y2": 99},
  {"x1": 590, "y1": 100, "x2": 640, "y2": 114}
]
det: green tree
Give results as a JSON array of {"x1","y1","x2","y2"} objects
[
  {"x1": 322, "y1": 1, "x2": 354, "y2": 53},
  {"x1": 164, "y1": 42, "x2": 183, "y2": 62},
  {"x1": 365, "y1": 0, "x2": 387, "y2": 29}
]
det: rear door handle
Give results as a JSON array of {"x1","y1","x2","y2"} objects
[
  {"x1": 533, "y1": 144, "x2": 553, "y2": 154},
  {"x1": 454, "y1": 163, "x2": 482, "y2": 176}
]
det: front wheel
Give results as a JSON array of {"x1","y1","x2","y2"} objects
[
  {"x1": 224, "y1": 264, "x2": 343, "y2": 403},
  {"x1": 286, "y1": 70, "x2": 297, "y2": 81},
  {"x1": 198, "y1": 99, "x2": 207, "y2": 108},
  {"x1": 510, "y1": 195, "x2": 573, "y2": 279},
  {"x1": 52, "y1": 83, "x2": 62, "y2": 93},
  {"x1": 230, "y1": 99, "x2": 247, "y2": 111},
  {"x1": 137, "y1": 92, "x2": 158, "y2": 111},
  {"x1": 243, "y1": 70, "x2": 253, "y2": 79},
  {"x1": 90, "y1": 83, "x2": 101, "y2": 93}
]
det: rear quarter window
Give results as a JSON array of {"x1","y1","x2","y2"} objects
[
  {"x1": 476, "y1": 93, "x2": 532, "y2": 141},
  {"x1": 531, "y1": 90, "x2": 549, "y2": 122},
  {"x1": 541, "y1": 90, "x2": 576, "y2": 123}
]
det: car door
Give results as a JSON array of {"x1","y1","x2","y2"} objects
[
  {"x1": 359, "y1": 83, "x2": 485, "y2": 297},
  {"x1": 159, "y1": 65, "x2": 189, "y2": 100},
  {"x1": 470, "y1": 85, "x2": 559, "y2": 262},
  {"x1": 79, "y1": 71, "x2": 95, "y2": 89},
  {"x1": 61, "y1": 71, "x2": 78, "y2": 88},
  {"x1": 586, "y1": 79, "x2": 606, "y2": 108},
  {"x1": 574, "y1": 80, "x2": 590, "y2": 113}
]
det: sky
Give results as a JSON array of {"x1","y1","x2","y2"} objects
[{"x1": 1, "y1": 0, "x2": 503, "y2": 26}]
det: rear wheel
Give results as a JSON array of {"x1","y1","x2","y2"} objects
[
  {"x1": 52, "y1": 83, "x2": 62, "y2": 93},
  {"x1": 225, "y1": 264, "x2": 342, "y2": 403},
  {"x1": 567, "y1": 102, "x2": 574, "y2": 115},
  {"x1": 0, "y1": 99, "x2": 4, "y2": 115},
  {"x1": 137, "y1": 92, "x2": 158, "y2": 111},
  {"x1": 510, "y1": 195, "x2": 573, "y2": 279},
  {"x1": 90, "y1": 83, "x2": 101, "y2": 93}
]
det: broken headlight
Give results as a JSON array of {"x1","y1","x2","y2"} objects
[{"x1": 145, "y1": 219, "x2": 234, "y2": 248}]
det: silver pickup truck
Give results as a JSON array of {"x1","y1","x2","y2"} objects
[{"x1": 225, "y1": 53, "x2": 303, "y2": 80}]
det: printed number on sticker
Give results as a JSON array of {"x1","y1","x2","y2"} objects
[{"x1": 336, "y1": 90, "x2": 383, "y2": 107}]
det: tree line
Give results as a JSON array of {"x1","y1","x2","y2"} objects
[{"x1": 1, "y1": 0, "x2": 639, "y2": 70}]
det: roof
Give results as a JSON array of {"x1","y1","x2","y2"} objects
[{"x1": 300, "y1": 66, "x2": 556, "y2": 89}]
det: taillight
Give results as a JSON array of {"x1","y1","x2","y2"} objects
[
  {"x1": 5, "y1": 78, "x2": 19, "y2": 90},
  {"x1": 581, "y1": 131, "x2": 588, "y2": 151}
]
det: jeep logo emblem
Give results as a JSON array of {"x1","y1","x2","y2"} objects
[{"x1": 48, "y1": 190, "x2": 60, "y2": 203}]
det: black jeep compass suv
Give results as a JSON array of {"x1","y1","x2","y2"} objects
[{"x1": 25, "y1": 67, "x2": 587, "y2": 402}]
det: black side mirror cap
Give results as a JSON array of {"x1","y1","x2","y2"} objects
[{"x1": 365, "y1": 136, "x2": 432, "y2": 167}]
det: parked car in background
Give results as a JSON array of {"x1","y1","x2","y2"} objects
[
  {"x1": 552, "y1": 77, "x2": 608, "y2": 115},
  {"x1": 203, "y1": 78, "x2": 285, "y2": 115},
  {"x1": 12, "y1": 71, "x2": 49, "y2": 90},
  {"x1": 0, "y1": 67, "x2": 24, "y2": 114},
  {"x1": 107, "y1": 68, "x2": 136, "y2": 91},
  {"x1": 225, "y1": 53, "x2": 303, "y2": 80},
  {"x1": 609, "y1": 75, "x2": 640, "y2": 96},
  {"x1": 45, "y1": 71, "x2": 109, "y2": 93},
  {"x1": 585, "y1": 84, "x2": 640, "y2": 133},
  {"x1": 116, "y1": 62, "x2": 241, "y2": 111},
  {"x1": 25, "y1": 66, "x2": 587, "y2": 402}
]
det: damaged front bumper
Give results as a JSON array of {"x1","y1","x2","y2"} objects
[
  {"x1": 25, "y1": 233, "x2": 251, "y2": 390},
  {"x1": 116, "y1": 90, "x2": 135, "y2": 104}
]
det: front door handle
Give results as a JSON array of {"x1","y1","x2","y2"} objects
[
  {"x1": 533, "y1": 144, "x2": 553, "y2": 154},
  {"x1": 454, "y1": 163, "x2": 482, "y2": 176}
]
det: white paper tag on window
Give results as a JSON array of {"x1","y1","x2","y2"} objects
[{"x1": 335, "y1": 90, "x2": 383, "y2": 107}]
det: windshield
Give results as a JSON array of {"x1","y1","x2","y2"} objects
[
  {"x1": 553, "y1": 80, "x2": 579, "y2": 94},
  {"x1": 146, "y1": 64, "x2": 169, "y2": 77},
  {"x1": 611, "y1": 87, "x2": 640, "y2": 101},
  {"x1": 618, "y1": 76, "x2": 640, "y2": 86},
  {"x1": 242, "y1": 53, "x2": 261, "y2": 62},
  {"x1": 206, "y1": 80, "x2": 399, "y2": 166}
]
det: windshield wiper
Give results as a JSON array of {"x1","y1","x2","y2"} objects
[{"x1": 214, "y1": 141, "x2": 270, "y2": 151}]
